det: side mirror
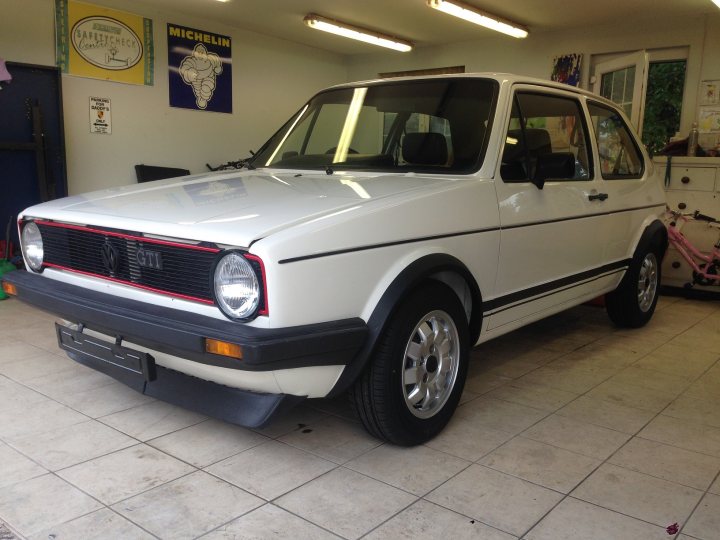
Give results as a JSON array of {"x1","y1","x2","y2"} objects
[{"x1": 532, "y1": 152, "x2": 576, "y2": 190}]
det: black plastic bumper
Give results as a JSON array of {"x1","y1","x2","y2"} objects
[
  {"x1": 3, "y1": 270, "x2": 368, "y2": 372},
  {"x1": 62, "y1": 343, "x2": 303, "y2": 428}
]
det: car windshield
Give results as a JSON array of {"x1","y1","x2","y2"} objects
[{"x1": 253, "y1": 78, "x2": 497, "y2": 173}]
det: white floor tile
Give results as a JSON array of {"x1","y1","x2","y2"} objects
[
  {"x1": 426, "y1": 464, "x2": 563, "y2": 537},
  {"x1": 99, "y1": 400, "x2": 206, "y2": 441},
  {"x1": 345, "y1": 444, "x2": 470, "y2": 496},
  {"x1": 525, "y1": 497, "x2": 666, "y2": 540},
  {"x1": 149, "y1": 419, "x2": 268, "y2": 468},
  {"x1": 609, "y1": 437, "x2": 720, "y2": 491},
  {"x1": 479, "y1": 436, "x2": 600, "y2": 493},
  {"x1": 206, "y1": 440, "x2": 336, "y2": 500},
  {"x1": 10, "y1": 420, "x2": 136, "y2": 471},
  {"x1": 201, "y1": 504, "x2": 341, "y2": 539},
  {"x1": 27, "y1": 508, "x2": 154, "y2": 540},
  {"x1": 0, "y1": 474, "x2": 102, "y2": 536},
  {"x1": 57, "y1": 444, "x2": 195, "y2": 505},
  {"x1": 683, "y1": 493, "x2": 720, "y2": 540},
  {"x1": 572, "y1": 463, "x2": 702, "y2": 527},
  {"x1": 365, "y1": 499, "x2": 515, "y2": 540},
  {"x1": 276, "y1": 467, "x2": 416, "y2": 540},
  {"x1": 112, "y1": 471, "x2": 263, "y2": 539}
]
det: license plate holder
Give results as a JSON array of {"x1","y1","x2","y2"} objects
[{"x1": 56, "y1": 323, "x2": 157, "y2": 383}]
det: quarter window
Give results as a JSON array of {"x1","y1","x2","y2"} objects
[
  {"x1": 588, "y1": 102, "x2": 644, "y2": 179},
  {"x1": 501, "y1": 92, "x2": 592, "y2": 182}
]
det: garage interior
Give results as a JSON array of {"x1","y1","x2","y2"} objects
[{"x1": 1, "y1": 0, "x2": 720, "y2": 539}]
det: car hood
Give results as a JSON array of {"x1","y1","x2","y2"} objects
[{"x1": 22, "y1": 169, "x2": 467, "y2": 247}]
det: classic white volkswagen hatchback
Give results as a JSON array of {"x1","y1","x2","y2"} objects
[{"x1": 5, "y1": 74, "x2": 667, "y2": 445}]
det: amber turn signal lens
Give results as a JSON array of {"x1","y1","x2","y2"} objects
[
  {"x1": 2, "y1": 282, "x2": 17, "y2": 296},
  {"x1": 205, "y1": 338, "x2": 243, "y2": 359}
]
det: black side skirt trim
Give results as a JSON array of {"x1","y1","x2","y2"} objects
[{"x1": 483, "y1": 259, "x2": 631, "y2": 315}]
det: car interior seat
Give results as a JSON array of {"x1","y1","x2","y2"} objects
[{"x1": 402, "y1": 132, "x2": 449, "y2": 166}]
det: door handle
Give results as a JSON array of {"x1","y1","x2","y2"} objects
[{"x1": 588, "y1": 192, "x2": 608, "y2": 201}]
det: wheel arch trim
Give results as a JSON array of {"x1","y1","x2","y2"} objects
[{"x1": 327, "y1": 253, "x2": 482, "y2": 397}]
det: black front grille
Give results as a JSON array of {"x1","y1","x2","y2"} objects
[{"x1": 37, "y1": 222, "x2": 219, "y2": 303}]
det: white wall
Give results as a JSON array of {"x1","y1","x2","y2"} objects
[
  {"x1": 347, "y1": 12, "x2": 720, "y2": 137},
  {"x1": 0, "y1": 0, "x2": 348, "y2": 194},
  {"x1": 3, "y1": 2, "x2": 718, "y2": 196}
]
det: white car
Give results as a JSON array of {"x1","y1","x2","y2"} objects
[{"x1": 5, "y1": 73, "x2": 667, "y2": 445}]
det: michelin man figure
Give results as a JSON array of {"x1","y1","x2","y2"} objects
[{"x1": 179, "y1": 43, "x2": 223, "y2": 109}]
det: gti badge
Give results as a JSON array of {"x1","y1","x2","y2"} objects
[
  {"x1": 101, "y1": 241, "x2": 120, "y2": 275},
  {"x1": 137, "y1": 248, "x2": 163, "y2": 270}
]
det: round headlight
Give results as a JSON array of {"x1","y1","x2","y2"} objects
[
  {"x1": 214, "y1": 252, "x2": 260, "y2": 319},
  {"x1": 21, "y1": 222, "x2": 44, "y2": 272}
]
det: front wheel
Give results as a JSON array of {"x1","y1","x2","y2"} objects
[
  {"x1": 606, "y1": 244, "x2": 661, "y2": 328},
  {"x1": 350, "y1": 282, "x2": 469, "y2": 445}
]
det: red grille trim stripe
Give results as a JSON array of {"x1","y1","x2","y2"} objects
[
  {"x1": 245, "y1": 253, "x2": 269, "y2": 316},
  {"x1": 43, "y1": 262, "x2": 216, "y2": 305}
]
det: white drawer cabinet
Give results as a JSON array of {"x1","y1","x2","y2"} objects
[
  {"x1": 666, "y1": 166, "x2": 716, "y2": 192},
  {"x1": 652, "y1": 156, "x2": 720, "y2": 292}
]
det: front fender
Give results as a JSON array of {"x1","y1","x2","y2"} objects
[{"x1": 327, "y1": 253, "x2": 483, "y2": 397}]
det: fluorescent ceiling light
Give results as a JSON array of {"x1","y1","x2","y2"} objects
[
  {"x1": 427, "y1": 0, "x2": 528, "y2": 39},
  {"x1": 304, "y1": 14, "x2": 413, "y2": 52}
]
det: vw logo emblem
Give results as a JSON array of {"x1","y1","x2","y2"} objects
[{"x1": 101, "y1": 241, "x2": 120, "y2": 274}]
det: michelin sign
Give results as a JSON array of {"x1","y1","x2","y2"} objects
[{"x1": 168, "y1": 24, "x2": 232, "y2": 113}]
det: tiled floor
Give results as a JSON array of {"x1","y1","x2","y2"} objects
[{"x1": 1, "y1": 294, "x2": 719, "y2": 539}]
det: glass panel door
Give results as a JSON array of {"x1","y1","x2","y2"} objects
[{"x1": 593, "y1": 51, "x2": 649, "y2": 133}]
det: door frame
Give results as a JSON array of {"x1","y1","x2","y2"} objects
[
  {"x1": 592, "y1": 51, "x2": 649, "y2": 134},
  {"x1": 5, "y1": 61, "x2": 68, "y2": 199}
]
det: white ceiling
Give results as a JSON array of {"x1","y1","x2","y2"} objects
[{"x1": 146, "y1": 0, "x2": 716, "y2": 55}]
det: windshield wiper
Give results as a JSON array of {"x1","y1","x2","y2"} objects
[{"x1": 206, "y1": 151, "x2": 257, "y2": 172}]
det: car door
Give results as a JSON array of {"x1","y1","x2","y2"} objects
[
  {"x1": 585, "y1": 99, "x2": 651, "y2": 266},
  {"x1": 487, "y1": 87, "x2": 616, "y2": 332}
]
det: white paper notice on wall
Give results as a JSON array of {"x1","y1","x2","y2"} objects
[{"x1": 90, "y1": 97, "x2": 112, "y2": 134}]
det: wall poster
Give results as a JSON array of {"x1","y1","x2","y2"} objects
[
  {"x1": 89, "y1": 96, "x2": 111, "y2": 134},
  {"x1": 55, "y1": 0, "x2": 154, "y2": 85},
  {"x1": 551, "y1": 54, "x2": 582, "y2": 87},
  {"x1": 167, "y1": 23, "x2": 232, "y2": 113}
]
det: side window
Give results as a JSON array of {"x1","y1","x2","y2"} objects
[
  {"x1": 501, "y1": 92, "x2": 592, "y2": 182},
  {"x1": 588, "y1": 102, "x2": 644, "y2": 179}
]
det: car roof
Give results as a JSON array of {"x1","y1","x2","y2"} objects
[{"x1": 326, "y1": 72, "x2": 617, "y2": 108}]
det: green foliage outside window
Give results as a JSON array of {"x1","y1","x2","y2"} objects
[{"x1": 641, "y1": 61, "x2": 687, "y2": 155}]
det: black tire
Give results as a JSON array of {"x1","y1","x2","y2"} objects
[
  {"x1": 350, "y1": 282, "x2": 469, "y2": 446},
  {"x1": 606, "y1": 239, "x2": 662, "y2": 328}
]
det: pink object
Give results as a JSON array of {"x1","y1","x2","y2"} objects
[
  {"x1": 0, "y1": 58, "x2": 12, "y2": 84},
  {"x1": 666, "y1": 522, "x2": 679, "y2": 535},
  {"x1": 665, "y1": 209, "x2": 720, "y2": 286}
]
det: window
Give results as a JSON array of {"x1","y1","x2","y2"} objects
[
  {"x1": 254, "y1": 79, "x2": 497, "y2": 173},
  {"x1": 588, "y1": 102, "x2": 644, "y2": 179},
  {"x1": 501, "y1": 92, "x2": 592, "y2": 182},
  {"x1": 592, "y1": 48, "x2": 688, "y2": 152}
]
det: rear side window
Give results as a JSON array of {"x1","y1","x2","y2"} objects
[
  {"x1": 501, "y1": 92, "x2": 592, "y2": 182},
  {"x1": 588, "y1": 102, "x2": 644, "y2": 179}
]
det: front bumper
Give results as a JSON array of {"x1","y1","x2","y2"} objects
[
  {"x1": 4, "y1": 270, "x2": 368, "y2": 372},
  {"x1": 3, "y1": 270, "x2": 368, "y2": 426}
]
